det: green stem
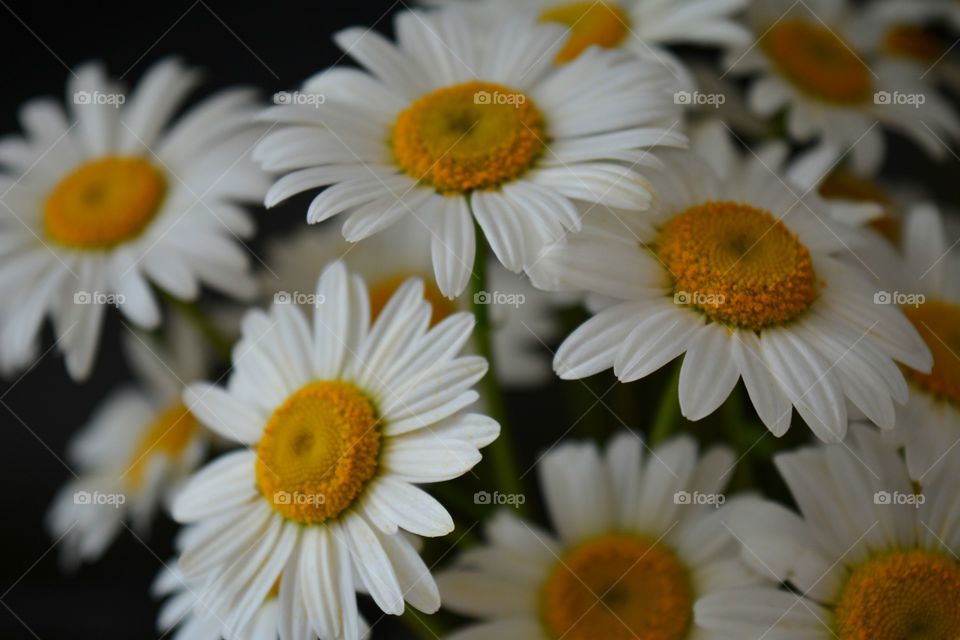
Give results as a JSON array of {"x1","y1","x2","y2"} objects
[
  {"x1": 401, "y1": 609, "x2": 447, "y2": 639},
  {"x1": 161, "y1": 292, "x2": 234, "y2": 362},
  {"x1": 649, "y1": 361, "x2": 682, "y2": 446},
  {"x1": 470, "y1": 226, "x2": 527, "y2": 515}
]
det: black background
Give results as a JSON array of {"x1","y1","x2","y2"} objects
[{"x1": 1, "y1": 1, "x2": 958, "y2": 639}]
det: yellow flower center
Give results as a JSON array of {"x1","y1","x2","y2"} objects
[
  {"x1": 391, "y1": 81, "x2": 546, "y2": 194},
  {"x1": 539, "y1": 1, "x2": 630, "y2": 63},
  {"x1": 541, "y1": 534, "x2": 693, "y2": 640},
  {"x1": 368, "y1": 274, "x2": 458, "y2": 327},
  {"x1": 883, "y1": 24, "x2": 945, "y2": 63},
  {"x1": 834, "y1": 549, "x2": 960, "y2": 639},
  {"x1": 903, "y1": 300, "x2": 960, "y2": 408},
  {"x1": 657, "y1": 201, "x2": 818, "y2": 330},
  {"x1": 761, "y1": 19, "x2": 873, "y2": 104},
  {"x1": 44, "y1": 156, "x2": 167, "y2": 249},
  {"x1": 255, "y1": 381, "x2": 380, "y2": 525},
  {"x1": 127, "y1": 403, "x2": 199, "y2": 488}
]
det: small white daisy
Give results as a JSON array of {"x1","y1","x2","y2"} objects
[
  {"x1": 725, "y1": 0, "x2": 960, "y2": 175},
  {"x1": 255, "y1": 8, "x2": 685, "y2": 299},
  {"x1": 696, "y1": 424, "x2": 960, "y2": 639},
  {"x1": 172, "y1": 261, "x2": 499, "y2": 639},
  {"x1": 46, "y1": 315, "x2": 210, "y2": 568},
  {"x1": 530, "y1": 146, "x2": 931, "y2": 442},
  {"x1": 0, "y1": 58, "x2": 269, "y2": 380},
  {"x1": 437, "y1": 432, "x2": 763, "y2": 640},
  {"x1": 258, "y1": 221, "x2": 560, "y2": 387}
]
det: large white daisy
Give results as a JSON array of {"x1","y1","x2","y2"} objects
[
  {"x1": 172, "y1": 261, "x2": 499, "y2": 639},
  {"x1": 437, "y1": 432, "x2": 763, "y2": 640},
  {"x1": 254, "y1": 8, "x2": 684, "y2": 299},
  {"x1": 725, "y1": 0, "x2": 960, "y2": 175},
  {"x1": 530, "y1": 146, "x2": 931, "y2": 442},
  {"x1": 696, "y1": 424, "x2": 960, "y2": 639},
  {"x1": 0, "y1": 58, "x2": 269, "y2": 380},
  {"x1": 46, "y1": 315, "x2": 210, "y2": 568},
  {"x1": 258, "y1": 220, "x2": 560, "y2": 387}
]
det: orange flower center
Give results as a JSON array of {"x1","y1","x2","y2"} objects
[
  {"x1": 539, "y1": 1, "x2": 630, "y2": 63},
  {"x1": 903, "y1": 300, "x2": 960, "y2": 408}
]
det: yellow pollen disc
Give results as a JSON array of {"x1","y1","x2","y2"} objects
[
  {"x1": 834, "y1": 549, "x2": 960, "y2": 639},
  {"x1": 657, "y1": 201, "x2": 818, "y2": 330},
  {"x1": 391, "y1": 81, "x2": 546, "y2": 194},
  {"x1": 903, "y1": 300, "x2": 960, "y2": 408},
  {"x1": 541, "y1": 534, "x2": 694, "y2": 640},
  {"x1": 761, "y1": 19, "x2": 873, "y2": 104},
  {"x1": 368, "y1": 274, "x2": 457, "y2": 327},
  {"x1": 127, "y1": 403, "x2": 199, "y2": 488},
  {"x1": 44, "y1": 156, "x2": 167, "y2": 248},
  {"x1": 256, "y1": 381, "x2": 380, "y2": 525},
  {"x1": 539, "y1": 1, "x2": 630, "y2": 63},
  {"x1": 883, "y1": 24, "x2": 945, "y2": 63}
]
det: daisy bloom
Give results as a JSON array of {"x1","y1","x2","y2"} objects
[
  {"x1": 696, "y1": 424, "x2": 960, "y2": 639},
  {"x1": 255, "y1": 8, "x2": 685, "y2": 298},
  {"x1": 725, "y1": 0, "x2": 960, "y2": 175},
  {"x1": 877, "y1": 203, "x2": 960, "y2": 481},
  {"x1": 258, "y1": 221, "x2": 560, "y2": 387},
  {"x1": 437, "y1": 433, "x2": 763, "y2": 640},
  {"x1": 530, "y1": 147, "x2": 931, "y2": 442},
  {"x1": 172, "y1": 262, "x2": 499, "y2": 639},
  {"x1": 0, "y1": 58, "x2": 269, "y2": 380},
  {"x1": 46, "y1": 316, "x2": 210, "y2": 568}
]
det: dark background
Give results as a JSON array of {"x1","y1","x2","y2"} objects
[{"x1": 0, "y1": 1, "x2": 958, "y2": 639}]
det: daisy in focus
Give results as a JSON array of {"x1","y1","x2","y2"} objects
[
  {"x1": 438, "y1": 433, "x2": 762, "y2": 640},
  {"x1": 0, "y1": 58, "x2": 269, "y2": 380},
  {"x1": 696, "y1": 424, "x2": 960, "y2": 639},
  {"x1": 531, "y1": 147, "x2": 931, "y2": 442},
  {"x1": 725, "y1": 0, "x2": 960, "y2": 175},
  {"x1": 255, "y1": 8, "x2": 685, "y2": 299},
  {"x1": 172, "y1": 262, "x2": 499, "y2": 639},
  {"x1": 258, "y1": 221, "x2": 561, "y2": 388},
  {"x1": 46, "y1": 317, "x2": 210, "y2": 568}
]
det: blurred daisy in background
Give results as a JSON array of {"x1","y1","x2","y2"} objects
[
  {"x1": 725, "y1": 0, "x2": 960, "y2": 175},
  {"x1": 257, "y1": 220, "x2": 561, "y2": 388},
  {"x1": 697, "y1": 424, "x2": 960, "y2": 638},
  {"x1": 0, "y1": 58, "x2": 268, "y2": 380},
  {"x1": 438, "y1": 433, "x2": 763, "y2": 640},
  {"x1": 173, "y1": 262, "x2": 499, "y2": 639},
  {"x1": 255, "y1": 8, "x2": 684, "y2": 298},
  {"x1": 46, "y1": 315, "x2": 210, "y2": 568},
  {"x1": 530, "y1": 146, "x2": 931, "y2": 442}
]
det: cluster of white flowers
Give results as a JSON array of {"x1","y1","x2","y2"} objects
[{"x1": 2, "y1": 0, "x2": 959, "y2": 638}]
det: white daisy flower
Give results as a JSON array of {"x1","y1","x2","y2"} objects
[
  {"x1": 172, "y1": 261, "x2": 499, "y2": 640},
  {"x1": 46, "y1": 315, "x2": 210, "y2": 568},
  {"x1": 258, "y1": 221, "x2": 560, "y2": 387},
  {"x1": 696, "y1": 424, "x2": 960, "y2": 639},
  {"x1": 437, "y1": 433, "x2": 763, "y2": 640},
  {"x1": 0, "y1": 58, "x2": 269, "y2": 380},
  {"x1": 255, "y1": 8, "x2": 685, "y2": 299},
  {"x1": 875, "y1": 203, "x2": 960, "y2": 482},
  {"x1": 424, "y1": 0, "x2": 751, "y2": 86},
  {"x1": 725, "y1": 0, "x2": 960, "y2": 175},
  {"x1": 530, "y1": 147, "x2": 932, "y2": 442}
]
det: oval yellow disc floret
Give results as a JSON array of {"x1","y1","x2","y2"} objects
[{"x1": 903, "y1": 300, "x2": 960, "y2": 408}]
